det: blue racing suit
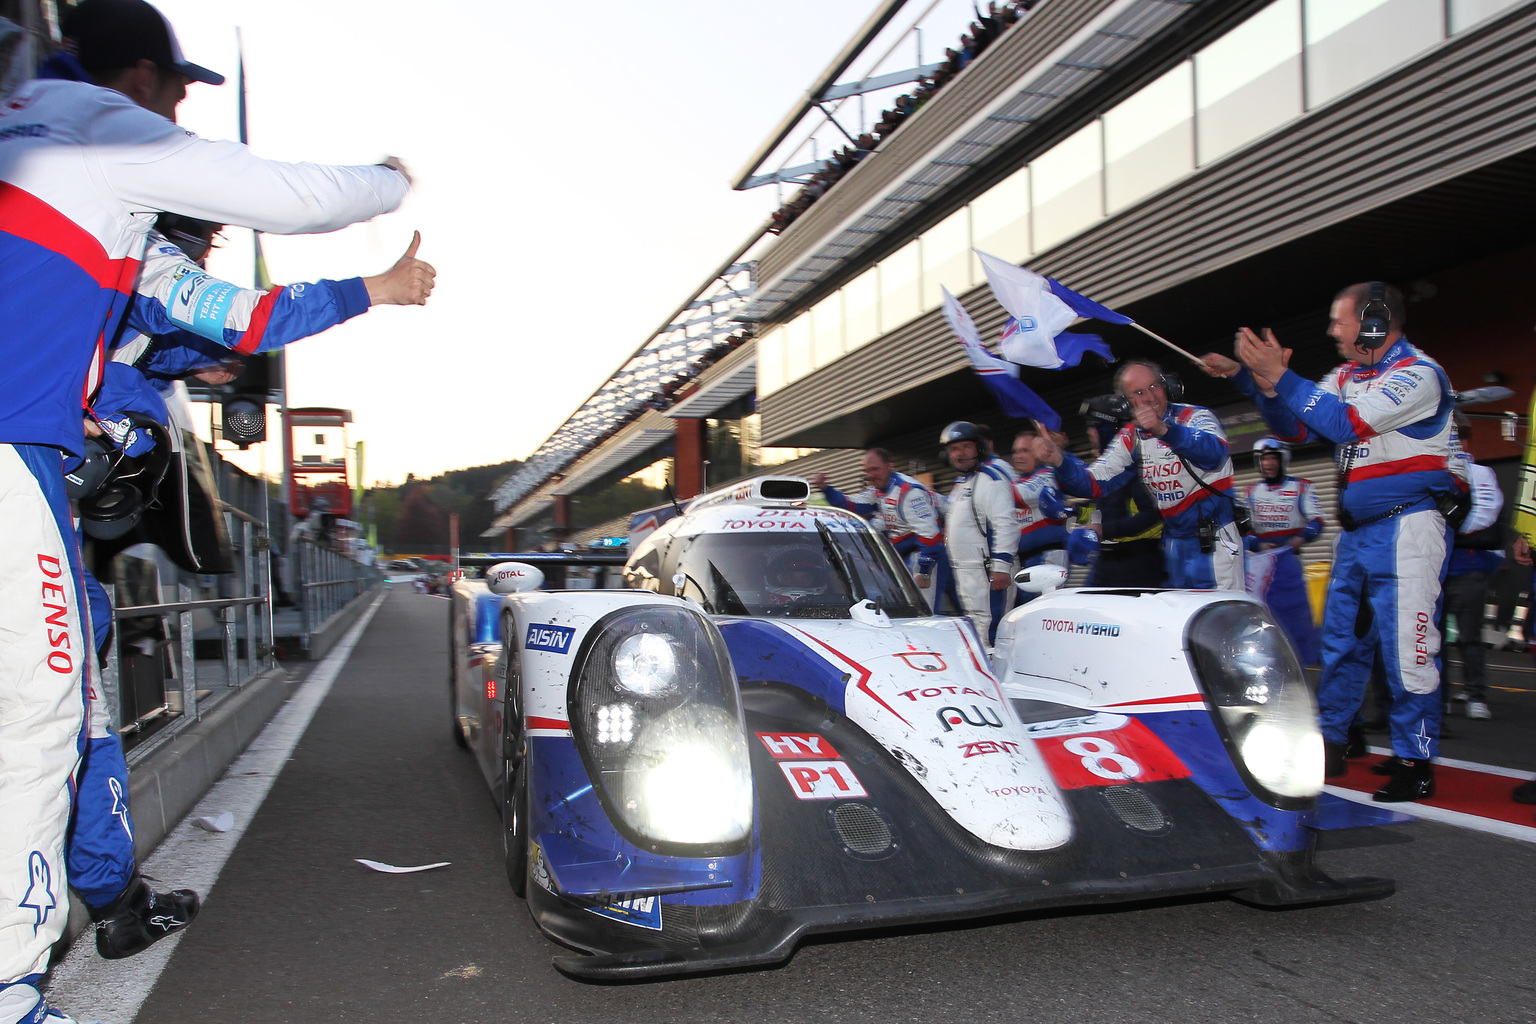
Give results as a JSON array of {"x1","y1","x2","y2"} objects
[
  {"x1": 1053, "y1": 404, "x2": 1244, "y2": 589},
  {"x1": 0, "y1": 74, "x2": 403, "y2": 989},
  {"x1": 822, "y1": 471, "x2": 954, "y2": 613},
  {"x1": 1011, "y1": 467, "x2": 1070, "y2": 604},
  {"x1": 1243, "y1": 475, "x2": 1324, "y2": 666},
  {"x1": 1232, "y1": 338, "x2": 1464, "y2": 761}
]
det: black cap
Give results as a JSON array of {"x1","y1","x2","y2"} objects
[{"x1": 63, "y1": 0, "x2": 224, "y2": 86}]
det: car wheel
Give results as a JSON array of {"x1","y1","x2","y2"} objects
[{"x1": 503, "y1": 753, "x2": 528, "y2": 898}]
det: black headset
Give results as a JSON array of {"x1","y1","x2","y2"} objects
[{"x1": 1357, "y1": 281, "x2": 1392, "y2": 351}]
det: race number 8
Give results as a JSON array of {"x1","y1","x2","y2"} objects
[{"x1": 1063, "y1": 736, "x2": 1143, "y2": 780}]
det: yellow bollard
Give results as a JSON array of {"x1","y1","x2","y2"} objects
[{"x1": 1304, "y1": 562, "x2": 1331, "y2": 627}]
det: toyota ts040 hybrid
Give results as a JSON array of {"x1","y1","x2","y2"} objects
[{"x1": 447, "y1": 476, "x2": 1395, "y2": 979}]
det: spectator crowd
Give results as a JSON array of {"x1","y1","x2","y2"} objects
[{"x1": 770, "y1": 1, "x2": 1041, "y2": 235}]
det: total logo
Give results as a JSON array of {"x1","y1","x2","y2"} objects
[{"x1": 936, "y1": 705, "x2": 1003, "y2": 732}]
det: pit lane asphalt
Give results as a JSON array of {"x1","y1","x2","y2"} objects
[{"x1": 131, "y1": 589, "x2": 1536, "y2": 1024}]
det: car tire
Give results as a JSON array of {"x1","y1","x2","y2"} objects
[
  {"x1": 503, "y1": 754, "x2": 528, "y2": 898},
  {"x1": 448, "y1": 600, "x2": 467, "y2": 749}
]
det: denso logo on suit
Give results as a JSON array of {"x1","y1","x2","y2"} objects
[{"x1": 525, "y1": 623, "x2": 576, "y2": 653}]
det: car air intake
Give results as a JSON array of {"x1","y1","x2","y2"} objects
[
  {"x1": 828, "y1": 802, "x2": 895, "y2": 858},
  {"x1": 1103, "y1": 785, "x2": 1169, "y2": 834}
]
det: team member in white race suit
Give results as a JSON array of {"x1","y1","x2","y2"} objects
[
  {"x1": 0, "y1": 2, "x2": 408, "y2": 1018},
  {"x1": 811, "y1": 449, "x2": 954, "y2": 613},
  {"x1": 1243, "y1": 438, "x2": 1324, "y2": 666},
  {"x1": 1007, "y1": 429, "x2": 1071, "y2": 605},
  {"x1": 940, "y1": 422, "x2": 1020, "y2": 645},
  {"x1": 1039, "y1": 361, "x2": 1244, "y2": 590},
  {"x1": 1212, "y1": 281, "x2": 1465, "y2": 802}
]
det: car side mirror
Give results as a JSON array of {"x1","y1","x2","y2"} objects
[
  {"x1": 1014, "y1": 564, "x2": 1068, "y2": 594},
  {"x1": 486, "y1": 562, "x2": 544, "y2": 595}
]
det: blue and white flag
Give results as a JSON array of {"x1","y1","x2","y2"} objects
[
  {"x1": 976, "y1": 250, "x2": 1121, "y2": 369},
  {"x1": 941, "y1": 288, "x2": 1061, "y2": 431}
]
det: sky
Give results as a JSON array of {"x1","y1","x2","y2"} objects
[{"x1": 151, "y1": 0, "x2": 982, "y2": 486}]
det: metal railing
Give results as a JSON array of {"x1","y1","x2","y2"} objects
[
  {"x1": 105, "y1": 515, "x2": 275, "y2": 765},
  {"x1": 297, "y1": 539, "x2": 381, "y2": 651}
]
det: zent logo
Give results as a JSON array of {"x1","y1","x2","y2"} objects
[
  {"x1": 778, "y1": 760, "x2": 868, "y2": 800},
  {"x1": 525, "y1": 623, "x2": 575, "y2": 653}
]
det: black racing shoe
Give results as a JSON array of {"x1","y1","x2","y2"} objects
[
  {"x1": 91, "y1": 873, "x2": 201, "y2": 960},
  {"x1": 1513, "y1": 779, "x2": 1536, "y2": 804},
  {"x1": 1344, "y1": 725, "x2": 1368, "y2": 759},
  {"x1": 1371, "y1": 756, "x2": 1405, "y2": 776},
  {"x1": 1323, "y1": 741, "x2": 1348, "y2": 779},
  {"x1": 1373, "y1": 759, "x2": 1434, "y2": 802}
]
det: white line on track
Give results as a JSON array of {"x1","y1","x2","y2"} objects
[
  {"x1": 45, "y1": 590, "x2": 388, "y2": 1024},
  {"x1": 1323, "y1": 785, "x2": 1536, "y2": 844}
]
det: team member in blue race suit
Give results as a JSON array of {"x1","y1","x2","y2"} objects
[
  {"x1": 1243, "y1": 439, "x2": 1323, "y2": 666},
  {"x1": 813, "y1": 449, "x2": 954, "y2": 613},
  {"x1": 1038, "y1": 361, "x2": 1244, "y2": 590},
  {"x1": 0, "y1": 1, "x2": 407, "y2": 1017},
  {"x1": 1208, "y1": 282, "x2": 1466, "y2": 802}
]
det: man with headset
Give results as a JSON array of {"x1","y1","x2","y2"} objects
[
  {"x1": 940, "y1": 422, "x2": 1019, "y2": 645},
  {"x1": 1204, "y1": 282, "x2": 1464, "y2": 802},
  {"x1": 1037, "y1": 361, "x2": 1244, "y2": 590},
  {"x1": 1244, "y1": 438, "x2": 1324, "y2": 666}
]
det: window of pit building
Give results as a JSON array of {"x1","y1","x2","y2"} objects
[
  {"x1": 812, "y1": 290, "x2": 845, "y2": 368},
  {"x1": 921, "y1": 207, "x2": 973, "y2": 312},
  {"x1": 1104, "y1": 61, "x2": 1193, "y2": 213},
  {"x1": 758, "y1": 324, "x2": 787, "y2": 398},
  {"x1": 843, "y1": 265, "x2": 881, "y2": 352},
  {"x1": 1304, "y1": 0, "x2": 1444, "y2": 109},
  {"x1": 784, "y1": 312, "x2": 813, "y2": 386},
  {"x1": 1029, "y1": 121, "x2": 1103, "y2": 253},
  {"x1": 1450, "y1": 0, "x2": 1526, "y2": 32},
  {"x1": 879, "y1": 238, "x2": 923, "y2": 333},
  {"x1": 1195, "y1": 0, "x2": 1302, "y2": 166},
  {"x1": 970, "y1": 165, "x2": 1031, "y2": 274}
]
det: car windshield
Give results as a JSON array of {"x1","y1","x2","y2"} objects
[{"x1": 672, "y1": 520, "x2": 928, "y2": 619}]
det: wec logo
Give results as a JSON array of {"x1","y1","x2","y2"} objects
[{"x1": 525, "y1": 623, "x2": 575, "y2": 653}]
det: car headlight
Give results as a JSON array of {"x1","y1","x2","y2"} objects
[
  {"x1": 1186, "y1": 601, "x2": 1323, "y2": 807},
  {"x1": 569, "y1": 606, "x2": 753, "y2": 853}
]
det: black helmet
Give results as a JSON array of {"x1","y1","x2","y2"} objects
[
  {"x1": 939, "y1": 421, "x2": 985, "y2": 446},
  {"x1": 72, "y1": 417, "x2": 172, "y2": 540}
]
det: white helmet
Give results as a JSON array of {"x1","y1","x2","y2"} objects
[{"x1": 1253, "y1": 437, "x2": 1289, "y2": 476}]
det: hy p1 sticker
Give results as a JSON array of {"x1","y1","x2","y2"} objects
[
  {"x1": 525, "y1": 623, "x2": 575, "y2": 654},
  {"x1": 778, "y1": 760, "x2": 868, "y2": 800},
  {"x1": 586, "y1": 894, "x2": 662, "y2": 930},
  {"x1": 757, "y1": 732, "x2": 839, "y2": 759}
]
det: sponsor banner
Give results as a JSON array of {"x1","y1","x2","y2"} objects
[
  {"x1": 1033, "y1": 718, "x2": 1189, "y2": 789},
  {"x1": 778, "y1": 760, "x2": 869, "y2": 800}
]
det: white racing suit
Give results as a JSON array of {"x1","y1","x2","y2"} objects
[
  {"x1": 0, "y1": 75, "x2": 405, "y2": 991},
  {"x1": 944, "y1": 455, "x2": 1020, "y2": 644},
  {"x1": 821, "y1": 471, "x2": 954, "y2": 612},
  {"x1": 1054, "y1": 405, "x2": 1244, "y2": 590},
  {"x1": 1236, "y1": 339, "x2": 1465, "y2": 761},
  {"x1": 1243, "y1": 476, "x2": 1324, "y2": 665}
]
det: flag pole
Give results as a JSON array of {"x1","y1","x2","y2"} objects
[{"x1": 1129, "y1": 321, "x2": 1205, "y2": 366}]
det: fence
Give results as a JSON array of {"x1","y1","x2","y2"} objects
[{"x1": 296, "y1": 539, "x2": 382, "y2": 651}]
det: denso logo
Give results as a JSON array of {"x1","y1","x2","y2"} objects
[
  {"x1": 936, "y1": 705, "x2": 1003, "y2": 732},
  {"x1": 38, "y1": 554, "x2": 72, "y2": 675},
  {"x1": 1415, "y1": 611, "x2": 1430, "y2": 666},
  {"x1": 1040, "y1": 620, "x2": 1120, "y2": 637},
  {"x1": 525, "y1": 623, "x2": 575, "y2": 653}
]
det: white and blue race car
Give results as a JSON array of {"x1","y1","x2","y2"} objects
[{"x1": 448, "y1": 476, "x2": 1394, "y2": 979}]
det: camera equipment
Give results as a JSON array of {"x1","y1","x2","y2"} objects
[
  {"x1": 1357, "y1": 281, "x2": 1392, "y2": 350},
  {"x1": 1081, "y1": 394, "x2": 1130, "y2": 430}
]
